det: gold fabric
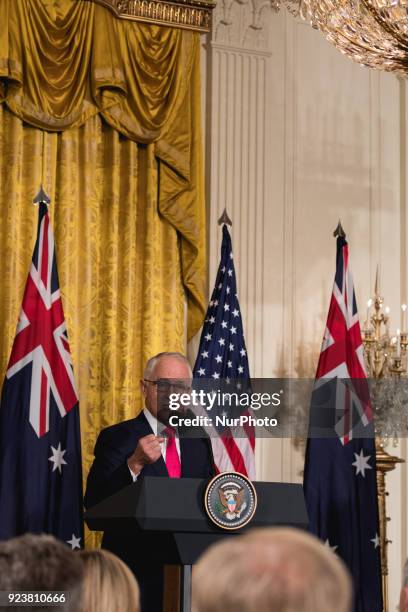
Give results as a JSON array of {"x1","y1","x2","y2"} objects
[
  {"x1": 0, "y1": 0, "x2": 206, "y2": 546},
  {"x1": 0, "y1": 106, "x2": 189, "y2": 545},
  {"x1": 0, "y1": 0, "x2": 206, "y2": 336}
]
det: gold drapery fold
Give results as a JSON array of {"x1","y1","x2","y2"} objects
[
  {"x1": 0, "y1": 0, "x2": 206, "y2": 336},
  {"x1": 0, "y1": 0, "x2": 98, "y2": 128},
  {"x1": 158, "y1": 47, "x2": 206, "y2": 333},
  {"x1": 0, "y1": 106, "x2": 189, "y2": 545},
  {"x1": 0, "y1": 0, "x2": 196, "y2": 140}
]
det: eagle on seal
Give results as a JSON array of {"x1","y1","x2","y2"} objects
[{"x1": 218, "y1": 483, "x2": 247, "y2": 520}]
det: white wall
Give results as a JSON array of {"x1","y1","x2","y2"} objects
[{"x1": 200, "y1": 5, "x2": 408, "y2": 608}]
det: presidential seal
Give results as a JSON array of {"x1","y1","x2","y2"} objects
[{"x1": 204, "y1": 472, "x2": 257, "y2": 530}]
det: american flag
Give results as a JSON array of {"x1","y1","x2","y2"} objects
[
  {"x1": 0, "y1": 198, "x2": 83, "y2": 548},
  {"x1": 304, "y1": 234, "x2": 382, "y2": 611},
  {"x1": 193, "y1": 224, "x2": 255, "y2": 479}
]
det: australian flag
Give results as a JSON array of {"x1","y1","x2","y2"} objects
[
  {"x1": 0, "y1": 197, "x2": 83, "y2": 549},
  {"x1": 303, "y1": 234, "x2": 382, "y2": 611}
]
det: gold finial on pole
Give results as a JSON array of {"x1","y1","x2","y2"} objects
[
  {"x1": 333, "y1": 220, "x2": 346, "y2": 238},
  {"x1": 218, "y1": 208, "x2": 232, "y2": 227}
]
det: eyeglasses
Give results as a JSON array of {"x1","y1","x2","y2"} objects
[{"x1": 143, "y1": 379, "x2": 192, "y2": 393}]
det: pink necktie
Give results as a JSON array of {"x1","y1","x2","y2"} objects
[{"x1": 164, "y1": 427, "x2": 181, "y2": 478}]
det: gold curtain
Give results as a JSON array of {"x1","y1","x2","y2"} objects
[
  {"x1": 0, "y1": 0, "x2": 206, "y2": 336},
  {"x1": 0, "y1": 0, "x2": 206, "y2": 546}
]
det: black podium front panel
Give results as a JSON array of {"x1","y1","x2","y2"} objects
[{"x1": 86, "y1": 477, "x2": 307, "y2": 532}]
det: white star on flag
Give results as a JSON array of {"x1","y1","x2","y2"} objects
[
  {"x1": 229, "y1": 343, "x2": 234, "y2": 351},
  {"x1": 67, "y1": 534, "x2": 81, "y2": 550},
  {"x1": 224, "y1": 304, "x2": 230, "y2": 311},
  {"x1": 198, "y1": 368, "x2": 205, "y2": 376},
  {"x1": 371, "y1": 533, "x2": 380, "y2": 548},
  {"x1": 232, "y1": 309, "x2": 240, "y2": 317},
  {"x1": 240, "y1": 348, "x2": 246, "y2": 356},
  {"x1": 227, "y1": 360, "x2": 233, "y2": 368},
  {"x1": 226, "y1": 287, "x2": 231, "y2": 294},
  {"x1": 228, "y1": 269, "x2": 233, "y2": 277},
  {"x1": 205, "y1": 333, "x2": 212, "y2": 341},
  {"x1": 215, "y1": 355, "x2": 222, "y2": 363},
  {"x1": 238, "y1": 365, "x2": 244, "y2": 374},
  {"x1": 218, "y1": 338, "x2": 225, "y2": 346},
  {"x1": 212, "y1": 372, "x2": 220, "y2": 379},
  {"x1": 201, "y1": 351, "x2": 209, "y2": 359},
  {"x1": 209, "y1": 316, "x2": 215, "y2": 324},
  {"x1": 324, "y1": 539, "x2": 338, "y2": 552},
  {"x1": 230, "y1": 326, "x2": 237, "y2": 334},
  {"x1": 48, "y1": 443, "x2": 67, "y2": 474},
  {"x1": 352, "y1": 449, "x2": 372, "y2": 477},
  {"x1": 221, "y1": 321, "x2": 228, "y2": 328}
]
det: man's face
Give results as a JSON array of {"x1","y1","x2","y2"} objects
[{"x1": 141, "y1": 356, "x2": 192, "y2": 424}]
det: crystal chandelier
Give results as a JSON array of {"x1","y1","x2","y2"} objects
[{"x1": 282, "y1": 0, "x2": 408, "y2": 75}]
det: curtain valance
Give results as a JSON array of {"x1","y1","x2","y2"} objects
[{"x1": 0, "y1": 0, "x2": 206, "y2": 338}]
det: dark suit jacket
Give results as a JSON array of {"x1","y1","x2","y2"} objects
[{"x1": 84, "y1": 411, "x2": 215, "y2": 569}]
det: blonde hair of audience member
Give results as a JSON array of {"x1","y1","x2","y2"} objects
[
  {"x1": 192, "y1": 527, "x2": 352, "y2": 612},
  {"x1": 80, "y1": 549, "x2": 140, "y2": 612}
]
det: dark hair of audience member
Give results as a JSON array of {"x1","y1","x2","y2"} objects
[{"x1": 0, "y1": 533, "x2": 83, "y2": 612}]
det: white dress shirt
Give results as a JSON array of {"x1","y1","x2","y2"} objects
[{"x1": 128, "y1": 408, "x2": 180, "y2": 481}]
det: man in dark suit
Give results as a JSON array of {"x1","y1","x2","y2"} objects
[{"x1": 84, "y1": 351, "x2": 215, "y2": 612}]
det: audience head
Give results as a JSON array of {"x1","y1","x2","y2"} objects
[
  {"x1": 400, "y1": 559, "x2": 408, "y2": 612},
  {"x1": 80, "y1": 548, "x2": 140, "y2": 612},
  {"x1": 141, "y1": 352, "x2": 192, "y2": 421},
  {"x1": 0, "y1": 533, "x2": 83, "y2": 611},
  {"x1": 192, "y1": 527, "x2": 352, "y2": 612}
]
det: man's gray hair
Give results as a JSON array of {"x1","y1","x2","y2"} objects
[
  {"x1": 192, "y1": 527, "x2": 352, "y2": 612},
  {"x1": 144, "y1": 352, "x2": 193, "y2": 379},
  {"x1": 0, "y1": 534, "x2": 83, "y2": 612}
]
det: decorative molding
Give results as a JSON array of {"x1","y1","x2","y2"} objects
[
  {"x1": 211, "y1": 0, "x2": 277, "y2": 52},
  {"x1": 90, "y1": 0, "x2": 215, "y2": 32}
]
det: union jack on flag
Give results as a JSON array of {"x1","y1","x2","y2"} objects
[
  {"x1": 313, "y1": 233, "x2": 371, "y2": 444},
  {"x1": 304, "y1": 233, "x2": 382, "y2": 612},
  {"x1": 6, "y1": 204, "x2": 78, "y2": 438},
  {"x1": 0, "y1": 198, "x2": 83, "y2": 547}
]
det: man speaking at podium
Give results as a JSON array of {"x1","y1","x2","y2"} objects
[{"x1": 84, "y1": 352, "x2": 215, "y2": 612}]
